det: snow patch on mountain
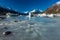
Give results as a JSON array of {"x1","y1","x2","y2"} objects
[
  {"x1": 24, "y1": 11, "x2": 29, "y2": 13},
  {"x1": 30, "y1": 9, "x2": 42, "y2": 13}
]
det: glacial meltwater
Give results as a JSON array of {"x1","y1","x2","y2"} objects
[{"x1": 0, "y1": 16, "x2": 60, "y2": 40}]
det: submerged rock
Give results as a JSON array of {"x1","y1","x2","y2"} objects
[
  {"x1": 4, "y1": 27, "x2": 8, "y2": 29},
  {"x1": 0, "y1": 17, "x2": 6, "y2": 20},
  {"x1": 28, "y1": 22, "x2": 35, "y2": 25},
  {"x1": 3, "y1": 31, "x2": 12, "y2": 36},
  {"x1": 14, "y1": 20, "x2": 18, "y2": 22}
]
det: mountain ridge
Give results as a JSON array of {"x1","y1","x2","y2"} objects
[{"x1": 45, "y1": 1, "x2": 60, "y2": 14}]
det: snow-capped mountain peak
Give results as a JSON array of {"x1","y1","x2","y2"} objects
[
  {"x1": 24, "y1": 9, "x2": 42, "y2": 14},
  {"x1": 39, "y1": 9, "x2": 43, "y2": 12},
  {"x1": 24, "y1": 11, "x2": 29, "y2": 13},
  {"x1": 30, "y1": 9, "x2": 42, "y2": 13},
  {"x1": 30, "y1": 9, "x2": 36, "y2": 12},
  {"x1": 45, "y1": 1, "x2": 60, "y2": 14}
]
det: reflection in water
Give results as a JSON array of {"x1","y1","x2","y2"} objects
[{"x1": 0, "y1": 16, "x2": 60, "y2": 40}]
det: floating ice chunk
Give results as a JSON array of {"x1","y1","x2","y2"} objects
[{"x1": 47, "y1": 14, "x2": 54, "y2": 18}]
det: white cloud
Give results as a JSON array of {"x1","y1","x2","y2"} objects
[{"x1": 56, "y1": 1, "x2": 60, "y2": 5}]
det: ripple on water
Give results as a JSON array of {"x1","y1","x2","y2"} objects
[{"x1": 0, "y1": 16, "x2": 60, "y2": 40}]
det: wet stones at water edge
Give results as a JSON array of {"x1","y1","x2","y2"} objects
[
  {"x1": 3, "y1": 31, "x2": 12, "y2": 36},
  {"x1": 0, "y1": 17, "x2": 6, "y2": 19},
  {"x1": 4, "y1": 27, "x2": 8, "y2": 29},
  {"x1": 0, "y1": 27, "x2": 8, "y2": 30},
  {"x1": 14, "y1": 20, "x2": 18, "y2": 22},
  {"x1": 28, "y1": 22, "x2": 35, "y2": 25}
]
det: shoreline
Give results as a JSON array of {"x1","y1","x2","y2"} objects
[{"x1": 37, "y1": 13, "x2": 60, "y2": 17}]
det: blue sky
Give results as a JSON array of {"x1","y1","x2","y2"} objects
[{"x1": 0, "y1": 0, "x2": 60, "y2": 12}]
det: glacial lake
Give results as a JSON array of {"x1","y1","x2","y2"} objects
[{"x1": 0, "y1": 16, "x2": 60, "y2": 40}]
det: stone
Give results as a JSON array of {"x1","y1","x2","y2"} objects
[{"x1": 3, "y1": 31, "x2": 12, "y2": 36}]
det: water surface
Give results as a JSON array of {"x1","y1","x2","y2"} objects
[{"x1": 0, "y1": 16, "x2": 60, "y2": 40}]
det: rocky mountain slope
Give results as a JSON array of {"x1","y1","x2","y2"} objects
[{"x1": 45, "y1": 1, "x2": 60, "y2": 14}]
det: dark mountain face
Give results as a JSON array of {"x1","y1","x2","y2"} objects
[
  {"x1": 0, "y1": 6, "x2": 21, "y2": 16},
  {"x1": 45, "y1": 2, "x2": 60, "y2": 14},
  {"x1": 0, "y1": 6, "x2": 29, "y2": 16}
]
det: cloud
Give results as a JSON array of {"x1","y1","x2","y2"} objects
[{"x1": 56, "y1": 1, "x2": 60, "y2": 5}]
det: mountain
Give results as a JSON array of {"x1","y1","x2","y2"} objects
[
  {"x1": 30, "y1": 9, "x2": 42, "y2": 14},
  {"x1": 24, "y1": 11, "x2": 29, "y2": 14},
  {"x1": 23, "y1": 9, "x2": 42, "y2": 15},
  {"x1": 0, "y1": 6, "x2": 20, "y2": 16},
  {"x1": 0, "y1": 6, "x2": 29, "y2": 16},
  {"x1": 45, "y1": 1, "x2": 60, "y2": 14}
]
